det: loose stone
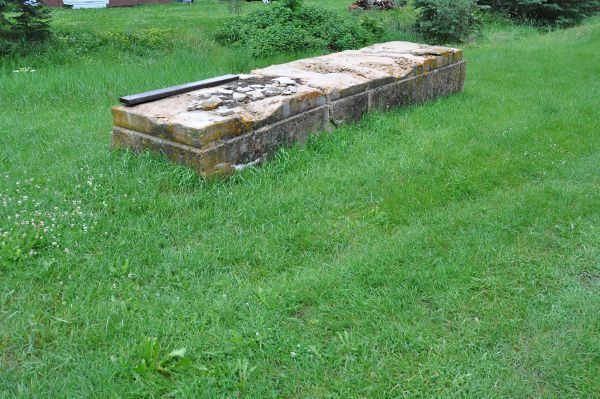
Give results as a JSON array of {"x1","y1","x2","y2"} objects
[
  {"x1": 248, "y1": 90, "x2": 265, "y2": 101},
  {"x1": 187, "y1": 101, "x2": 201, "y2": 111},
  {"x1": 250, "y1": 84, "x2": 264, "y2": 89},
  {"x1": 217, "y1": 88, "x2": 234, "y2": 95},
  {"x1": 215, "y1": 107, "x2": 234, "y2": 116},
  {"x1": 198, "y1": 92, "x2": 213, "y2": 100},
  {"x1": 272, "y1": 77, "x2": 297, "y2": 86},
  {"x1": 198, "y1": 96, "x2": 223, "y2": 111},
  {"x1": 288, "y1": 85, "x2": 298, "y2": 93},
  {"x1": 237, "y1": 87, "x2": 252, "y2": 93},
  {"x1": 233, "y1": 92, "x2": 247, "y2": 102},
  {"x1": 263, "y1": 87, "x2": 281, "y2": 97}
]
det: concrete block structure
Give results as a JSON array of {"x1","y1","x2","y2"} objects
[{"x1": 111, "y1": 42, "x2": 466, "y2": 177}]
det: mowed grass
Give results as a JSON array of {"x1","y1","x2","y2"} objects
[{"x1": 1, "y1": 0, "x2": 600, "y2": 396}]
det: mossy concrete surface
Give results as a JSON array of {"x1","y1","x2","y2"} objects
[{"x1": 111, "y1": 42, "x2": 465, "y2": 176}]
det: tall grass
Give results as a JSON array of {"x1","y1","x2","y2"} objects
[{"x1": 1, "y1": 1, "x2": 599, "y2": 397}]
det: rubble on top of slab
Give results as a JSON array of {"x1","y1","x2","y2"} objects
[{"x1": 186, "y1": 76, "x2": 301, "y2": 112}]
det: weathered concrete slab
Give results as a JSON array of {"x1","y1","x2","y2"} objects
[{"x1": 111, "y1": 41, "x2": 466, "y2": 177}]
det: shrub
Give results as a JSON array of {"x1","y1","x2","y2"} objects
[
  {"x1": 414, "y1": 0, "x2": 481, "y2": 43},
  {"x1": 479, "y1": 0, "x2": 600, "y2": 27},
  {"x1": 0, "y1": 37, "x2": 17, "y2": 56},
  {"x1": 215, "y1": 0, "x2": 385, "y2": 57}
]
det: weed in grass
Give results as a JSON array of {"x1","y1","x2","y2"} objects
[
  {"x1": 0, "y1": 176, "x2": 99, "y2": 264},
  {"x1": 130, "y1": 337, "x2": 191, "y2": 377}
]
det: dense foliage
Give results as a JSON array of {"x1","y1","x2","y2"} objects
[
  {"x1": 479, "y1": 0, "x2": 600, "y2": 26},
  {"x1": 414, "y1": 0, "x2": 481, "y2": 43},
  {"x1": 13, "y1": 0, "x2": 51, "y2": 40},
  {"x1": 0, "y1": 0, "x2": 51, "y2": 54},
  {"x1": 0, "y1": 0, "x2": 10, "y2": 27},
  {"x1": 216, "y1": 0, "x2": 385, "y2": 57}
]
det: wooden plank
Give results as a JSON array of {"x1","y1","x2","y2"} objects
[{"x1": 119, "y1": 74, "x2": 240, "y2": 106}]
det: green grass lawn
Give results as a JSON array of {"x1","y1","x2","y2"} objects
[{"x1": 1, "y1": 1, "x2": 600, "y2": 397}]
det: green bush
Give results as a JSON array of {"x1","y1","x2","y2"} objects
[
  {"x1": 414, "y1": 0, "x2": 481, "y2": 43},
  {"x1": 215, "y1": 0, "x2": 385, "y2": 57},
  {"x1": 479, "y1": 0, "x2": 600, "y2": 27},
  {"x1": 0, "y1": 37, "x2": 17, "y2": 56}
]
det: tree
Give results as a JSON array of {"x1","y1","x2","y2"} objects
[
  {"x1": 0, "y1": 0, "x2": 11, "y2": 31},
  {"x1": 479, "y1": 0, "x2": 600, "y2": 26},
  {"x1": 1, "y1": 0, "x2": 52, "y2": 41},
  {"x1": 13, "y1": 0, "x2": 51, "y2": 40}
]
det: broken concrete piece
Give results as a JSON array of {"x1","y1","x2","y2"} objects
[
  {"x1": 233, "y1": 92, "x2": 247, "y2": 102},
  {"x1": 197, "y1": 96, "x2": 223, "y2": 111},
  {"x1": 272, "y1": 77, "x2": 297, "y2": 86},
  {"x1": 112, "y1": 41, "x2": 466, "y2": 177},
  {"x1": 248, "y1": 90, "x2": 265, "y2": 101},
  {"x1": 186, "y1": 101, "x2": 201, "y2": 111},
  {"x1": 263, "y1": 86, "x2": 281, "y2": 97},
  {"x1": 215, "y1": 107, "x2": 235, "y2": 116}
]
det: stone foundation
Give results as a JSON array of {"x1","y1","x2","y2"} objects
[{"x1": 111, "y1": 42, "x2": 466, "y2": 177}]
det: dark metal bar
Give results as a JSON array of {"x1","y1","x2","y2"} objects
[{"x1": 119, "y1": 74, "x2": 240, "y2": 106}]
